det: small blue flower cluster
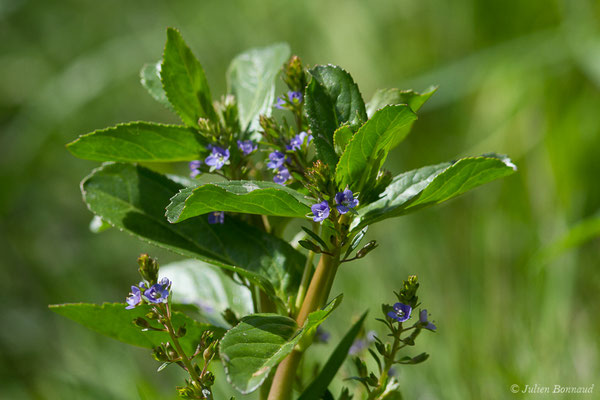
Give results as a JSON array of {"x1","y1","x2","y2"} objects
[
  {"x1": 387, "y1": 302, "x2": 436, "y2": 331},
  {"x1": 275, "y1": 90, "x2": 303, "y2": 110},
  {"x1": 310, "y1": 189, "x2": 359, "y2": 222},
  {"x1": 125, "y1": 277, "x2": 172, "y2": 309}
]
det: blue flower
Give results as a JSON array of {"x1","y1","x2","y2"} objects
[
  {"x1": 311, "y1": 200, "x2": 330, "y2": 222},
  {"x1": 267, "y1": 151, "x2": 286, "y2": 170},
  {"x1": 274, "y1": 97, "x2": 286, "y2": 109},
  {"x1": 204, "y1": 146, "x2": 230, "y2": 171},
  {"x1": 315, "y1": 326, "x2": 330, "y2": 344},
  {"x1": 189, "y1": 160, "x2": 202, "y2": 178},
  {"x1": 144, "y1": 278, "x2": 171, "y2": 304},
  {"x1": 237, "y1": 140, "x2": 257, "y2": 155},
  {"x1": 287, "y1": 91, "x2": 303, "y2": 103},
  {"x1": 388, "y1": 302, "x2": 412, "y2": 322},
  {"x1": 125, "y1": 282, "x2": 145, "y2": 309},
  {"x1": 334, "y1": 189, "x2": 359, "y2": 214},
  {"x1": 419, "y1": 309, "x2": 436, "y2": 331},
  {"x1": 286, "y1": 131, "x2": 313, "y2": 151},
  {"x1": 208, "y1": 211, "x2": 225, "y2": 224},
  {"x1": 348, "y1": 330, "x2": 376, "y2": 355},
  {"x1": 273, "y1": 167, "x2": 291, "y2": 185}
]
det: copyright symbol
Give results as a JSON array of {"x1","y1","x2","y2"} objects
[{"x1": 510, "y1": 384, "x2": 519, "y2": 393}]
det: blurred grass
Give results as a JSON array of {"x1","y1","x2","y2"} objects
[{"x1": 1, "y1": 0, "x2": 599, "y2": 399}]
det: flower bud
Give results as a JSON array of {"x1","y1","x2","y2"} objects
[
  {"x1": 132, "y1": 317, "x2": 150, "y2": 329},
  {"x1": 153, "y1": 345, "x2": 169, "y2": 362},
  {"x1": 282, "y1": 55, "x2": 307, "y2": 92},
  {"x1": 356, "y1": 241, "x2": 378, "y2": 258},
  {"x1": 177, "y1": 325, "x2": 187, "y2": 338},
  {"x1": 221, "y1": 308, "x2": 240, "y2": 326},
  {"x1": 137, "y1": 254, "x2": 159, "y2": 284}
]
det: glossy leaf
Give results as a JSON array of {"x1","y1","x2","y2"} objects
[
  {"x1": 298, "y1": 311, "x2": 367, "y2": 400},
  {"x1": 366, "y1": 87, "x2": 437, "y2": 118},
  {"x1": 220, "y1": 295, "x2": 342, "y2": 394},
  {"x1": 81, "y1": 163, "x2": 304, "y2": 304},
  {"x1": 227, "y1": 43, "x2": 290, "y2": 137},
  {"x1": 305, "y1": 65, "x2": 367, "y2": 171},
  {"x1": 49, "y1": 303, "x2": 223, "y2": 354},
  {"x1": 166, "y1": 180, "x2": 311, "y2": 223},
  {"x1": 366, "y1": 87, "x2": 437, "y2": 150},
  {"x1": 140, "y1": 61, "x2": 173, "y2": 110},
  {"x1": 336, "y1": 105, "x2": 417, "y2": 191},
  {"x1": 161, "y1": 28, "x2": 217, "y2": 126},
  {"x1": 159, "y1": 259, "x2": 254, "y2": 328},
  {"x1": 355, "y1": 156, "x2": 517, "y2": 229},
  {"x1": 66, "y1": 122, "x2": 206, "y2": 162}
]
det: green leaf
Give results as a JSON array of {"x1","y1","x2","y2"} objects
[
  {"x1": 81, "y1": 162, "x2": 304, "y2": 305},
  {"x1": 366, "y1": 87, "x2": 437, "y2": 150},
  {"x1": 166, "y1": 180, "x2": 311, "y2": 223},
  {"x1": 305, "y1": 65, "x2": 367, "y2": 171},
  {"x1": 49, "y1": 303, "x2": 223, "y2": 354},
  {"x1": 159, "y1": 259, "x2": 254, "y2": 328},
  {"x1": 333, "y1": 125, "x2": 353, "y2": 155},
  {"x1": 66, "y1": 122, "x2": 206, "y2": 162},
  {"x1": 220, "y1": 295, "x2": 342, "y2": 394},
  {"x1": 227, "y1": 43, "x2": 290, "y2": 137},
  {"x1": 356, "y1": 155, "x2": 517, "y2": 229},
  {"x1": 335, "y1": 105, "x2": 417, "y2": 191},
  {"x1": 298, "y1": 311, "x2": 367, "y2": 400},
  {"x1": 161, "y1": 28, "x2": 217, "y2": 126},
  {"x1": 140, "y1": 61, "x2": 173, "y2": 110},
  {"x1": 366, "y1": 87, "x2": 437, "y2": 118}
]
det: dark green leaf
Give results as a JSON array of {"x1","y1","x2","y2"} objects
[
  {"x1": 220, "y1": 295, "x2": 342, "y2": 394},
  {"x1": 49, "y1": 303, "x2": 222, "y2": 354},
  {"x1": 81, "y1": 163, "x2": 304, "y2": 305},
  {"x1": 335, "y1": 105, "x2": 417, "y2": 191},
  {"x1": 161, "y1": 28, "x2": 217, "y2": 126},
  {"x1": 355, "y1": 155, "x2": 517, "y2": 229},
  {"x1": 140, "y1": 61, "x2": 173, "y2": 110},
  {"x1": 301, "y1": 226, "x2": 329, "y2": 251},
  {"x1": 297, "y1": 311, "x2": 367, "y2": 400},
  {"x1": 298, "y1": 240, "x2": 322, "y2": 253},
  {"x1": 159, "y1": 259, "x2": 254, "y2": 328},
  {"x1": 166, "y1": 180, "x2": 311, "y2": 223},
  {"x1": 366, "y1": 87, "x2": 437, "y2": 118},
  {"x1": 305, "y1": 65, "x2": 367, "y2": 171},
  {"x1": 227, "y1": 43, "x2": 290, "y2": 136},
  {"x1": 67, "y1": 122, "x2": 206, "y2": 162}
]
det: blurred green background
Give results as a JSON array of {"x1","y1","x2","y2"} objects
[{"x1": 1, "y1": 0, "x2": 599, "y2": 399}]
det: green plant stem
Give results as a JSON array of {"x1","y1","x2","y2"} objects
[
  {"x1": 294, "y1": 222, "x2": 320, "y2": 311},
  {"x1": 369, "y1": 326, "x2": 403, "y2": 400},
  {"x1": 268, "y1": 251, "x2": 340, "y2": 400},
  {"x1": 159, "y1": 303, "x2": 200, "y2": 383}
]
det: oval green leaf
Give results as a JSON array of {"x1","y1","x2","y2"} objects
[
  {"x1": 166, "y1": 180, "x2": 312, "y2": 223},
  {"x1": 355, "y1": 155, "x2": 517, "y2": 229},
  {"x1": 227, "y1": 43, "x2": 290, "y2": 137},
  {"x1": 161, "y1": 28, "x2": 217, "y2": 126},
  {"x1": 67, "y1": 122, "x2": 206, "y2": 162},
  {"x1": 220, "y1": 295, "x2": 342, "y2": 394},
  {"x1": 336, "y1": 105, "x2": 417, "y2": 191}
]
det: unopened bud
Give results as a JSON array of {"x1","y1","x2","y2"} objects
[
  {"x1": 137, "y1": 254, "x2": 159, "y2": 284},
  {"x1": 356, "y1": 241, "x2": 378, "y2": 258},
  {"x1": 132, "y1": 317, "x2": 150, "y2": 329}
]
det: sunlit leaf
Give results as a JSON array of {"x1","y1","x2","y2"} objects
[{"x1": 166, "y1": 180, "x2": 311, "y2": 223}]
